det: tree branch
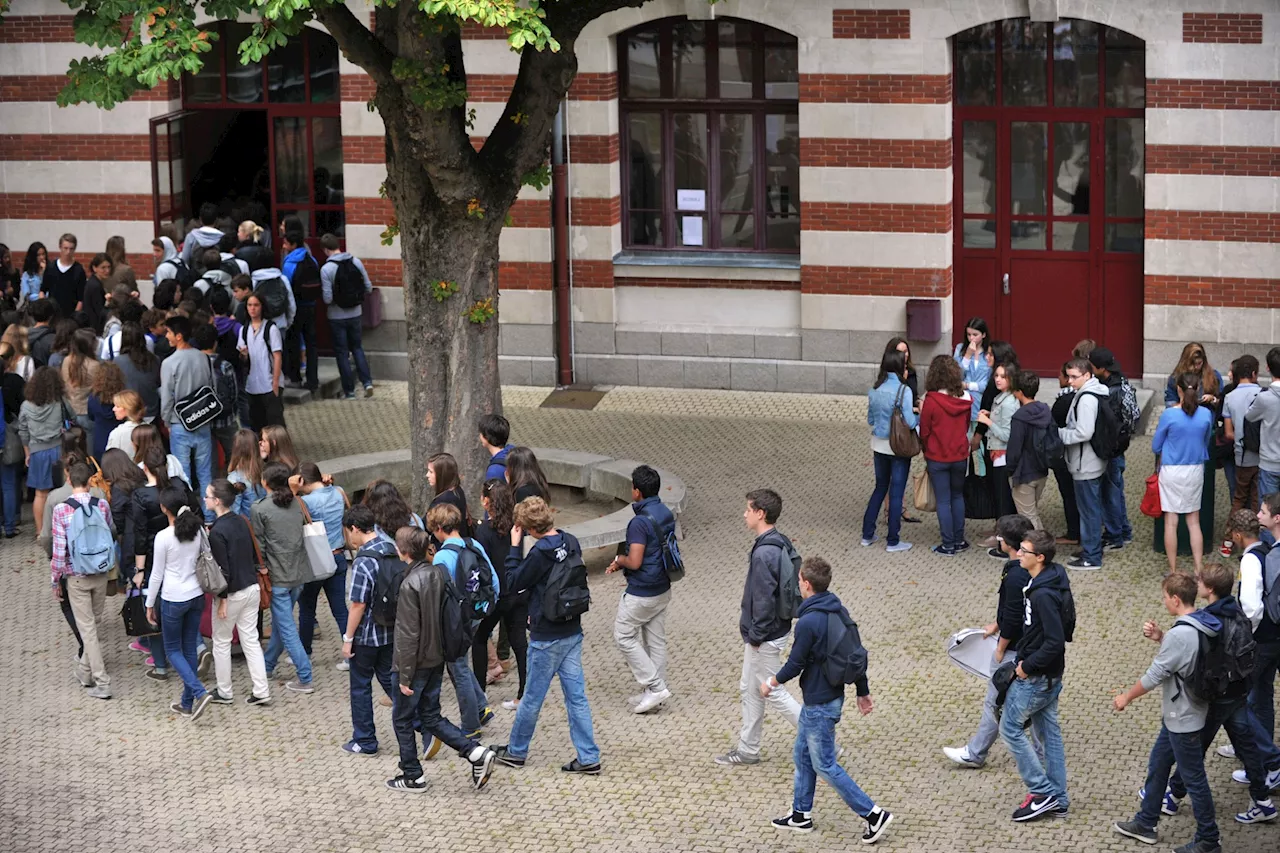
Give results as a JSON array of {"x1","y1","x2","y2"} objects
[{"x1": 312, "y1": 2, "x2": 395, "y2": 86}]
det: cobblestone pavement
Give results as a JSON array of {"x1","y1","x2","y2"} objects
[{"x1": 4, "y1": 384, "x2": 1275, "y2": 853}]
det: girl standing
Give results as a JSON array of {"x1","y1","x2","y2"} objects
[
  {"x1": 226, "y1": 428, "x2": 266, "y2": 518},
  {"x1": 976, "y1": 362, "x2": 1021, "y2": 531},
  {"x1": 861, "y1": 349, "x2": 918, "y2": 553},
  {"x1": 60, "y1": 328, "x2": 101, "y2": 446},
  {"x1": 18, "y1": 366, "x2": 65, "y2": 540},
  {"x1": 125, "y1": 446, "x2": 181, "y2": 679},
  {"x1": 297, "y1": 462, "x2": 350, "y2": 668},
  {"x1": 952, "y1": 316, "x2": 991, "y2": 422},
  {"x1": 19, "y1": 242, "x2": 46, "y2": 306},
  {"x1": 106, "y1": 389, "x2": 146, "y2": 458},
  {"x1": 1153, "y1": 372, "x2": 1215, "y2": 573},
  {"x1": 87, "y1": 360, "x2": 125, "y2": 461},
  {"x1": 259, "y1": 424, "x2": 299, "y2": 472},
  {"x1": 253, "y1": 461, "x2": 314, "y2": 693},
  {"x1": 506, "y1": 446, "x2": 551, "y2": 503},
  {"x1": 427, "y1": 451, "x2": 472, "y2": 536},
  {"x1": 919, "y1": 355, "x2": 973, "y2": 556},
  {"x1": 0, "y1": 339, "x2": 27, "y2": 537},
  {"x1": 206, "y1": 478, "x2": 271, "y2": 705}
]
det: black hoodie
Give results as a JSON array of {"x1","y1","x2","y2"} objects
[
  {"x1": 1007, "y1": 400, "x2": 1053, "y2": 486},
  {"x1": 996, "y1": 559, "x2": 1032, "y2": 646},
  {"x1": 1016, "y1": 562, "x2": 1070, "y2": 678}
]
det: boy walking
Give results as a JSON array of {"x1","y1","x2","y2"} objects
[
  {"x1": 716, "y1": 488, "x2": 802, "y2": 766},
  {"x1": 1059, "y1": 358, "x2": 1108, "y2": 569},
  {"x1": 764, "y1": 556, "x2": 894, "y2": 844},
  {"x1": 479, "y1": 414, "x2": 514, "y2": 481},
  {"x1": 607, "y1": 464, "x2": 676, "y2": 714},
  {"x1": 51, "y1": 461, "x2": 114, "y2": 700},
  {"x1": 160, "y1": 316, "x2": 215, "y2": 519},
  {"x1": 319, "y1": 234, "x2": 375, "y2": 399},
  {"x1": 340, "y1": 505, "x2": 399, "y2": 755},
  {"x1": 1112, "y1": 572, "x2": 1220, "y2": 851}
]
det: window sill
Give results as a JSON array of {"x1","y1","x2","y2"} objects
[{"x1": 612, "y1": 250, "x2": 801, "y2": 283}]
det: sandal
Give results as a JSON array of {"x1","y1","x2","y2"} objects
[{"x1": 901, "y1": 512, "x2": 922, "y2": 524}]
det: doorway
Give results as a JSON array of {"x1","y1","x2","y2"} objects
[{"x1": 952, "y1": 19, "x2": 1145, "y2": 375}]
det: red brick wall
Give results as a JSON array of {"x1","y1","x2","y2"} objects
[
  {"x1": 832, "y1": 10, "x2": 910, "y2": 40},
  {"x1": 802, "y1": 203, "x2": 951, "y2": 233},
  {"x1": 1146, "y1": 276, "x2": 1275, "y2": 308},
  {"x1": 0, "y1": 15, "x2": 77, "y2": 42},
  {"x1": 1147, "y1": 145, "x2": 1280, "y2": 177},
  {"x1": 568, "y1": 73, "x2": 618, "y2": 101},
  {"x1": 798, "y1": 74, "x2": 951, "y2": 104},
  {"x1": 798, "y1": 138, "x2": 950, "y2": 169},
  {"x1": 568, "y1": 134, "x2": 619, "y2": 164},
  {"x1": 0, "y1": 193, "x2": 152, "y2": 220},
  {"x1": 342, "y1": 137, "x2": 385, "y2": 164},
  {"x1": 1146, "y1": 211, "x2": 1280, "y2": 244},
  {"x1": 0, "y1": 135, "x2": 153, "y2": 161},
  {"x1": 0, "y1": 76, "x2": 177, "y2": 102},
  {"x1": 802, "y1": 266, "x2": 952, "y2": 297},
  {"x1": 1148, "y1": 79, "x2": 1280, "y2": 111},
  {"x1": 569, "y1": 197, "x2": 620, "y2": 228},
  {"x1": 1182, "y1": 13, "x2": 1263, "y2": 44}
]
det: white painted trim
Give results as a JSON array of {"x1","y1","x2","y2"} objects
[
  {"x1": 1146, "y1": 109, "x2": 1280, "y2": 148},
  {"x1": 615, "y1": 284, "x2": 801, "y2": 331},
  {"x1": 565, "y1": 99, "x2": 620, "y2": 138},
  {"x1": 0, "y1": 100, "x2": 177, "y2": 134},
  {"x1": 1148, "y1": 41, "x2": 1280, "y2": 83},
  {"x1": 568, "y1": 163, "x2": 621, "y2": 200},
  {"x1": 799, "y1": 103, "x2": 952, "y2": 141},
  {"x1": 801, "y1": 231, "x2": 952, "y2": 269},
  {"x1": 500, "y1": 227, "x2": 553, "y2": 264},
  {"x1": 0, "y1": 219, "x2": 153, "y2": 251},
  {"x1": 613, "y1": 264, "x2": 801, "y2": 283},
  {"x1": 1143, "y1": 304, "x2": 1277, "y2": 345},
  {"x1": 571, "y1": 286, "x2": 615, "y2": 324},
  {"x1": 569, "y1": 224, "x2": 620, "y2": 260},
  {"x1": 800, "y1": 166, "x2": 953, "y2": 205},
  {"x1": 499, "y1": 289, "x2": 554, "y2": 325},
  {"x1": 806, "y1": 38, "x2": 951, "y2": 76},
  {"x1": 0, "y1": 43, "x2": 105, "y2": 76},
  {"x1": 462, "y1": 40, "x2": 522, "y2": 76},
  {"x1": 0, "y1": 160, "x2": 151, "y2": 195},
  {"x1": 345, "y1": 224, "x2": 399, "y2": 259}
]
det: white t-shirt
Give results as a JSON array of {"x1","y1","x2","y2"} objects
[{"x1": 239, "y1": 321, "x2": 282, "y2": 395}]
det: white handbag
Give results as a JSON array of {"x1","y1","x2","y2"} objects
[{"x1": 299, "y1": 502, "x2": 337, "y2": 582}]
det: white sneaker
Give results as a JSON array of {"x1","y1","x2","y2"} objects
[
  {"x1": 501, "y1": 699, "x2": 520, "y2": 711},
  {"x1": 1217, "y1": 743, "x2": 1236, "y2": 759},
  {"x1": 886, "y1": 542, "x2": 913, "y2": 553},
  {"x1": 942, "y1": 746, "x2": 983, "y2": 768},
  {"x1": 860, "y1": 535, "x2": 880, "y2": 547},
  {"x1": 627, "y1": 693, "x2": 645, "y2": 706},
  {"x1": 1238, "y1": 767, "x2": 1280, "y2": 788},
  {"x1": 335, "y1": 659, "x2": 350, "y2": 672},
  {"x1": 633, "y1": 688, "x2": 672, "y2": 714}
]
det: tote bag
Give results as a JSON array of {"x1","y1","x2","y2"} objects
[
  {"x1": 912, "y1": 470, "x2": 936, "y2": 513},
  {"x1": 300, "y1": 502, "x2": 337, "y2": 582},
  {"x1": 194, "y1": 526, "x2": 227, "y2": 595}
]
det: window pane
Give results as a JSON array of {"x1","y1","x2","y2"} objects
[
  {"x1": 225, "y1": 24, "x2": 264, "y2": 103},
  {"x1": 187, "y1": 30, "x2": 223, "y2": 103},
  {"x1": 1002, "y1": 20, "x2": 1047, "y2": 106},
  {"x1": 1053, "y1": 221, "x2": 1088, "y2": 251},
  {"x1": 1105, "y1": 26, "x2": 1145, "y2": 107},
  {"x1": 268, "y1": 34, "x2": 306, "y2": 102},
  {"x1": 625, "y1": 28, "x2": 661, "y2": 98},
  {"x1": 1105, "y1": 118, "x2": 1144, "y2": 217},
  {"x1": 309, "y1": 32, "x2": 339, "y2": 103},
  {"x1": 1053, "y1": 20, "x2": 1098, "y2": 107},
  {"x1": 719, "y1": 114, "x2": 754, "y2": 212},
  {"x1": 627, "y1": 113, "x2": 663, "y2": 211},
  {"x1": 672, "y1": 21, "x2": 706, "y2": 99},
  {"x1": 721, "y1": 215, "x2": 755, "y2": 249},
  {"x1": 1052, "y1": 122, "x2": 1090, "y2": 216},
  {"x1": 1011, "y1": 221, "x2": 1045, "y2": 250},
  {"x1": 315, "y1": 209, "x2": 345, "y2": 239},
  {"x1": 765, "y1": 113, "x2": 799, "y2": 217},
  {"x1": 673, "y1": 112, "x2": 708, "y2": 201},
  {"x1": 718, "y1": 21, "x2": 754, "y2": 99},
  {"x1": 963, "y1": 219, "x2": 996, "y2": 248},
  {"x1": 1010, "y1": 122, "x2": 1047, "y2": 216},
  {"x1": 1106, "y1": 222, "x2": 1143, "y2": 252},
  {"x1": 955, "y1": 23, "x2": 997, "y2": 106},
  {"x1": 312, "y1": 117, "x2": 344, "y2": 206},
  {"x1": 962, "y1": 121, "x2": 996, "y2": 214},
  {"x1": 273, "y1": 116, "x2": 309, "y2": 204},
  {"x1": 764, "y1": 40, "x2": 798, "y2": 100},
  {"x1": 277, "y1": 209, "x2": 310, "y2": 240}
]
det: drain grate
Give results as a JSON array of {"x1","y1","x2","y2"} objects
[{"x1": 539, "y1": 388, "x2": 608, "y2": 410}]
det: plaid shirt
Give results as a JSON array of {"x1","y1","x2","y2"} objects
[
  {"x1": 50, "y1": 492, "x2": 114, "y2": 588},
  {"x1": 350, "y1": 534, "x2": 395, "y2": 647}
]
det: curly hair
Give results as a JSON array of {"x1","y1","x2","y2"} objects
[{"x1": 925, "y1": 354, "x2": 963, "y2": 396}]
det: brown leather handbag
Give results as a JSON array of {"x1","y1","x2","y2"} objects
[
  {"x1": 888, "y1": 383, "x2": 922, "y2": 458},
  {"x1": 245, "y1": 518, "x2": 272, "y2": 610}
]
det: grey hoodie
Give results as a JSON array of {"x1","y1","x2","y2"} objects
[
  {"x1": 1141, "y1": 612, "x2": 1218, "y2": 733},
  {"x1": 153, "y1": 236, "x2": 180, "y2": 286},
  {"x1": 1059, "y1": 376, "x2": 1108, "y2": 480},
  {"x1": 18, "y1": 400, "x2": 63, "y2": 453},
  {"x1": 1244, "y1": 383, "x2": 1280, "y2": 473},
  {"x1": 320, "y1": 252, "x2": 372, "y2": 321},
  {"x1": 182, "y1": 225, "x2": 225, "y2": 266}
]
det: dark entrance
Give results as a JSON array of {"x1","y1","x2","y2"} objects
[{"x1": 952, "y1": 18, "x2": 1145, "y2": 375}]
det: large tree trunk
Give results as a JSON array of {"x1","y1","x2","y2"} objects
[{"x1": 387, "y1": 146, "x2": 504, "y2": 511}]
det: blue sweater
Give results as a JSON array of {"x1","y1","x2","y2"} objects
[
  {"x1": 867, "y1": 374, "x2": 918, "y2": 438},
  {"x1": 774, "y1": 590, "x2": 869, "y2": 704},
  {"x1": 484, "y1": 445, "x2": 514, "y2": 483},
  {"x1": 1152, "y1": 405, "x2": 1213, "y2": 466}
]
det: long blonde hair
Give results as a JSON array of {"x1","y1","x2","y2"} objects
[{"x1": 238, "y1": 220, "x2": 264, "y2": 243}]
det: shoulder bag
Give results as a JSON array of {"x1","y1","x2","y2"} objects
[
  {"x1": 244, "y1": 517, "x2": 272, "y2": 610},
  {"x1": 888, "y1": 383, "x2": 921, "y2": 458},
  {"x1": 194, "y1": 525, "x2": 228, "y2": 595},
  {"x1": 299, "y1": 501, "x2": 337, "y2": 582},
  {"x1": 174, "y1": 354, "x2": 225, "y2": 431}
]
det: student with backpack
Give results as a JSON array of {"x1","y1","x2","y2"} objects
[
  {"x1": 280, "y1": 230, "x2": 320, "y2": 392},
  {"x1": 182, "y1": 203, "x2": 228, "y2": 270},
  {"x1": 387, "y1": 526, "x2": 498, "y2": 792},
  {"x1": 944, "y1": 514, "x2": 1036, "y2": 769},
  {"x1": 715, "y1": 488, "x2": 802, "y2": 767},
  {"x1": 205, "y1": 478, "x2": 270, "y2": 707},
  {"x1": 1000, "y1": 528, "x2": 1072, "y2": 821},
  {"x1": 151, "y1": 236, "x2": 194, "y2": 291},
  {"x1": 319, "y1": 234, "x2": 374, "y2": 399},
  {"x1": 237, "y1": 292, "x2": 285, "y2": 430},
  {"x1": 763, "y1": 556, "x2": 894, "y2": 844},
  {"x1": 50, "y1": 460, "x2": 116, "y2": 700},
  {"x1": 1223, "y1": 356, "x2": 1262, "y2": 513},
  {"x1": 1089, "y1": 347, "x2": 1141, "y2": 551},
  {"x1": 607, "y1": 465, "x2": 678, "y2": 714},
  {"x1": 493, "y1": 496, "x2": 600, "y2": 774},
  {"x1": 249, "y1": 263, "x2": 296, "y2": 332},
  {"x1": 1059, "y1": 358, "x2": 1110, "y2": 569},
  {"x1": 1249, "y1": 497, "x2": 1280, "y2": 773},
  {"x1": 428, "y1": 503, "x2": 497, "y2": 737},
  {"x1": 195, "y1": 248, "x2": 236, "y2": 302},
  {"x1": 340, "y1": 504, "x2": 400, "y2": 754},
  {"x1": 479, "y1": 414, "x2": 514, "y2": 483},
  {"x1": 1005, "y1": 372, "x2": 1054, "y2": 531},
  {"x1": 1153, "y1": 373, "x2": 1215, "y2": 574},
  {"x1": 472, "y1": 480, "x2": 528, "y2": 709}
]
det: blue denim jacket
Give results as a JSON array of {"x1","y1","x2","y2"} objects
[
  {"x1": 302, "y1": 484, "x2": 348, "y2": 550},
  {"x1": 953, "y1": 343, "x2": 991, "y2": 420},
  {"x1": 866, "y1": 374, "x2": 918, "y2": 439},
  {"x1": 228, "y1": 469, "x2": 266, "y2": 519}
]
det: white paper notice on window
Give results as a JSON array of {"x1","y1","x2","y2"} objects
[
  {"x1": 676, "y1": 189, "x2": 705, "y2": 211},
  {"x1": 681, "y1": 216, "x2": 704, "y2": 246}
]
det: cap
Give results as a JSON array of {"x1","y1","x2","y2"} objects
[{"x1": 1089, "y1": 346, "x2": 1117, "y2": 372}]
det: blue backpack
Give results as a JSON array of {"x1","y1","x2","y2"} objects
[
  {"x1": 64, "y1": 497, "x2": 114, "y2": 575},
  {"x1": 639, "y1": 508, "x2": 684, "y2": 582}
]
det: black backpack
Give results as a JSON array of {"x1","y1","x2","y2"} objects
[
  {"x1": 1181, "y1": 613, "x2": 1256, "y2": 702},
  {"x1": 219, "y1": 257, "x2": 242, "y2": 279},
  {"x1": 541, "y1": 536, "x2": 591, "y2": 622},
  {"x1": 1060, "y1": 587, "x2": 1077, "y2": 643},
  {"x1": 439, "y1": 567, "x2": 474, "y2": 661},
  {"x1": 1031, "y1": 423, "x2": 1065, "y2": 471},
  {"x1": 331, "y1": 258, "x2": 366, "y2": 309},
  {"x1": 1073, "y1": 388, "x2": 1125, "y2": 461},
  {"x1": 254, "y1": 276, "x2": 290, "y2": 321},
  {"x1": 168, "y1": 258, "x2": 198, "y2": 290},
  {"x1": 822, "y1": 610, "x2": 869, "y2": 688},
  {"x1": 441, "y1": 540, "x2": 498, "y2": 620},
  {"x1": 290, "y1": 253, "x2": 323, "y2": 303},
  {"x1": 369, "y1": 552, "x2": 410, "y2": 628},
  {"x1": 239, "y1": 320, "x2": 280, "y2": 374}
]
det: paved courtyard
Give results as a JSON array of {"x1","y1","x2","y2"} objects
[{"x1": 3, "y1": 384, "x2": 1275, "y2": 853}]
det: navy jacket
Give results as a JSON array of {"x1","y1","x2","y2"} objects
[
  {"x1": 506, "y1": 530, "x2": 582, "y2": 641},
  {"x1": 484, "y1": 445, "x2": 513, "y2": 482},
  {"x1": 623, "y1": 495, "x2": 674, "y2": 597},
  {"x1": 775, "y1": 590, "x2": 870, "y2": 704}
]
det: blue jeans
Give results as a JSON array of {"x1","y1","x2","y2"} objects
[
  {"x1": 792, "y1": 698, "x2": 877, "y2": 817},
  {"x1": 299, "y1": 553, "x2": 348, "y2": 655},
  {"x1": 1251, "y1": 640, "x2": 1280, "y2": 739},
  {"x1": 330, "y1": 315, "x2": 372, "y2": 394},
  {"x1": 349, "y1": 642, "x2": 394, "y2": 751},
  {"x1": 161, "y1": 594, "x2": 208, "y2": 709},
  {"x1": 1169, "y1": 697, "x2": 1275, "y2": 804},
  {"x1": 507, "y1": 633, "x2": 600, "y2": 765},
  {"x1": 0, "y1": 461, "x2": 20, "y2": 534},
  {"x1": 1222, "y1": 455, "x2": 1237, "y2": 504},
  {"x1": 145, "y1": 604, "x2": 169, "y2": 671},
  {"x1": 264, "y1": 584, "x2": 313, "y2": 684},
  {"x1": 966, "y1": 648, "x2": 1042, "y2": 764},
  {"x1": 391, "y1": 667, "x2": 477, "y2": 778},
  {"x1": 926, "y1": 459, "x2": 966, "y2": 548},
  {"x1": 862, "y1": 452, "x2": 910, "y2": 546},
  {"x1": 1073, "y1": 476, "x2": 1103, "y2": 564},
  {"x1": 1101, "y1": 456, "x2": 1132, "y2": 542},
  {"x1": 447, "y1": 654, "x2": 488, "y2": 734},
  {"x1": 1136, "y1": 725, "x2": 1217, "y2": 844},
  {"x1": 1000, "y1": 675, "x2": 1068, "y2": 808},
  {"x1": 168, "y1": 421, "x2": 214, "y2": 522},
  {"x1": 1258, "y1": 468, "x2": 1280, "y2": 506}
]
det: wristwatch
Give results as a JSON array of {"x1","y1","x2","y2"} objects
[{"x1": 342, "y1": 634, "x2": 354, "y2": 643}]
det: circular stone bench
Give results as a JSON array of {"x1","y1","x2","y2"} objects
[{"x1": 320, "y1": 447, "x2": 687, "y2": 551}]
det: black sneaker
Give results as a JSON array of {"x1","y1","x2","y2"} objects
[
  {"x1": 771, "y1": 811, "x2": 814, "y2": 833},
  {"x1": 862, "y1": 808, "x2": 894, "y2": 844},
  {"x1": 1102, "y1": 539, "x2": 1126, "y2": 552},
  {"x1": 955, "y1": 540, "x2": 972, "y2": 552},
  {"x1": 987, "y1": 547, "x2": 1005, "y2": 559},
  {"x1": 1067, "y1": 556, "x2": 1101, "y2": 571},
  {"x1": 209, "y1": 691, "x2": 234, "y2": 705},
  {"x1": 469, "y1": 746, "x2": 496, "y2": 790},
  {"x1": 1012, "y1": 793, "x2": 1060, "y2": 822},
  {"x1": 169, "y1": 701, "x2": 191, "y2": 716},
  {"x1": 189, "y1": 693, "x2": 212, "y2": 722},
  {"x1": 931, "y1": 544, "x2": 959, "y2": 557},
  {"x1": 562, "y1": 758, "x2": 601, "y2": 775},
  {"x1": 492, "y1": 745, "x2": 526, "y2": 768},
  {"x1": 1112, "y1": 820, "x2": 1157, "y2": 844},
  {"x1": 478, "y1": 705, "x2": 495, "y2": 728},
  {"x1": 385, "y1": 774, "x2": 428, "y2": 792},
  {"x1": 246, "y1": 694, "x2": 272, "y2": 706},
  {"x1": 145, "y1": 668, "x2": 170, "y2": 682}
]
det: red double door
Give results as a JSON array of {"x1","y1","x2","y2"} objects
[{"x1": 953, "y1": 113, "x2": 1144, "y2": 377}]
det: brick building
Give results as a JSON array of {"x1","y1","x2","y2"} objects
[{"x1": 1, "y1": 0, "x2": 1276, "y2": 391}]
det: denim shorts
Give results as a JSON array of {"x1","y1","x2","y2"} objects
[{"x1": 26, "y1": 446, "x2": 61, "y2": 489}]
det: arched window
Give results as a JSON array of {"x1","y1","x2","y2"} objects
[{"x1": 619, "y1": 18, "x2": 799, "y2": 253}]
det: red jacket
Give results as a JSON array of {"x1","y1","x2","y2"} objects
[{"x1": 919, "y1": 390, "x2": 973, "y2": 463}]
